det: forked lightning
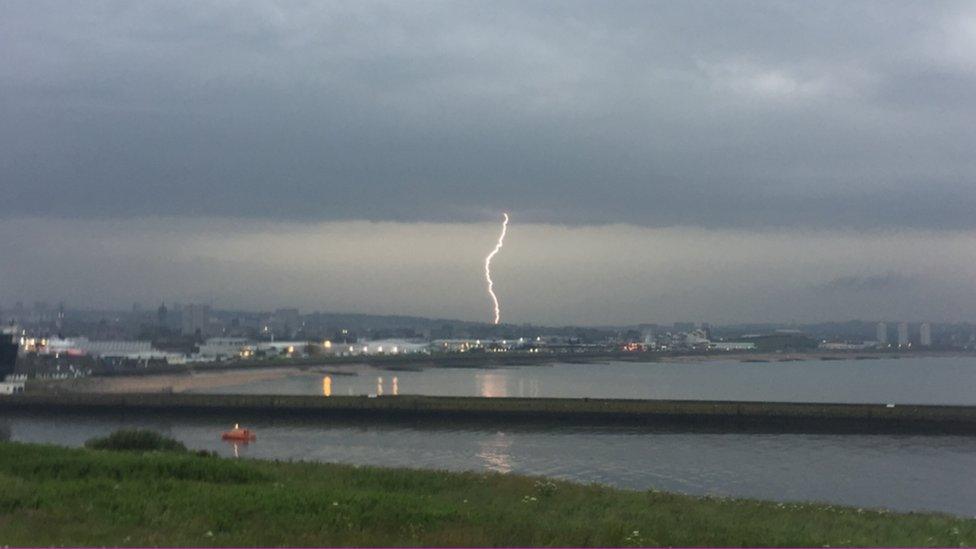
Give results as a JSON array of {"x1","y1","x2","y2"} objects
[{"x1": 484, "y1": 213, "x2": 509, "y2": 324}]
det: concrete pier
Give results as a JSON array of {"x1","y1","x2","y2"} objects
[{"x1": 3, "y1": 392, "x2": 976, "y2": 434}]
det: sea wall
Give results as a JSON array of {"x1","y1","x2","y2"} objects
[{"x1": 2, "y1": 393, "x2": 976, "y2": 434}]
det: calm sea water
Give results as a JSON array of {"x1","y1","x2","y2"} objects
[
  {"x1": 194, "y1": 356, "x2": 976, "y2": 405},
  {"x1": 8, "y1": 357, "x2": 976, "y2": 516}
]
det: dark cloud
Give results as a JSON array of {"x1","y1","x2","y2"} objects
[
  {"x1": 1, "y1": 1, "x2": 975, "y2": 228},
  {"x1": 3, "y1": 218, "x2": 976, "y2": 324},
  {"x1": 817, "y1": 272, "x2": 918, "y2": 293}
]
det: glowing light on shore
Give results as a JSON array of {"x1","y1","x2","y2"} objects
[{"x1": 484, "y1": 213, "x2": 509, "y2": 324}]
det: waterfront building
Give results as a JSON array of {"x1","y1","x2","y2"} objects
[
  {"x1": 84, "y1": 339, "x2": 154, "y2": 358},
  {"x1": 0, "y1": 329, "x2": 18, "y2": 380},
  {"x1": 181, "y1": 304, "x2": 211, "y2": 337},
  {"x1": 638, "y1": 323, "x2": 658, "y2": 345},
  {"x1": 0, "y1": 380, "x2": 25, "y2": 394},
  {"x1": 819, "y1": 341, "x2": 874, "y2": 351},
  {"x1": 920, "y1": 323, "x2": 932, "y2": 347},
  {"x1": 433, "y1": 339, "x2": 485, "y2": 353},
  {"x1": 40, "y1": 337, "x2": 182, "y2": 364},
  {"x1": 255, "y1": 340, "x2": 308, "y2": 357},
  {"x1": 353, "y1": 339, "x2": 429, "y2": 355},
  {"x1": 897, "y1": 322, "x2": 910, "y2": 347},
  {"x1": 709, "y1": 341, "x2": 756, "y2": 351},
  {"x1": 273, "y1": 308, "x2": 301, "y2": 336},
  {"x1": 45, "y1": 337, "x2": 172, "y2": 360},
  {"x1": 685, "y1": 330, "x2": 710, "y2": 346},
  {"x1": 56, "y1": 301, "x2": 64, "y2": 336},
  {"x1": 198, "y1": 337, "x2": 251, "y2": 360},
  {"x1": 876, "y1": 322, "x2": 888, "y2": 346},
  {"x1": 157, "y1": 303, "x2": 168, "y2": 327}
]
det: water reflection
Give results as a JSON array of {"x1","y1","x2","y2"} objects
[
  {"x1": 322, "y1": 376, "x2": 332, "y2": 397},
  {"x1": 476, "y1": 431, "x2": 513, "y2": 473},
  {"x1": 224, "y1": 440, "x2": 251, "y2": 458},
  {"x1": 377, "y1": 376, "x2": 384, "y2": 396},
  {"x1": 477, "y1": 372, "x2": 508, "y2": 397},
  {"x1": 196, "y1": 357, "x2": 976, "y2": 405}
]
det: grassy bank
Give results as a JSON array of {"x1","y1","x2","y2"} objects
[{"x1": 0, "y1": 441, "x2": 974, "y2": 547}]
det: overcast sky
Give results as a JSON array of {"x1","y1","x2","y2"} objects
[{"x1": 2, "y1": 1, "x2": 975, "y2": 324}]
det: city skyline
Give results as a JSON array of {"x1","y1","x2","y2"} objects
[
  {"x1": 0, "y1": 297, "x2": 967, "y2": 334},
  {"x1": 4, "y1": 217, "x2": 976, "y2": 325}
]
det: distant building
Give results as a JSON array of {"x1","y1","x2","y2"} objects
[
  {"x1": 33, "y1": 302, "x2": 50, "y2": 323},
  {"x1": 273, "y1": 308, "x2": 301, "y2": 336},
  {"x1": 920, "y1": 323, "x2": 932, "y2": 347},
  {"x1": 684, "y1": 329, "x2": 710, "y2": 346},
  {"x1": 56, "y1": 301, "x2": 65, "y2": 336},
  {"x1": 640, "y1": 327, "x2": 657, "y2": 346},
  {"x1": 84, "y1": 340, "x2": 154, "y2": 359},
  {"x1": 819, "y1": 341, "x2": 874, "y2": 351},
  {"x1": 198, "y1": 337, "x2": 250, "y2": 360},
  {"x1": 44, "y1": 337, "x2": 177, "y2": 361},
  {"x1": 897, "y1": 322, "x2": 909, "y2": 347},
  {"x1": 876, "y1": 322, "x2": 888, "y2": 345},
  {"x1": 0, "y1": 381, "x2": 25, "y2": 395},
  {"x1": 181, "y1": 304, "x2": 211, "y2": 337},
  {"x1": 432, "y1": 339, "x2": 493, "y2": 353},
  {"x1": 710, "y1": 341, "x2": 756, "y2": 351},
  {"x1": 354, "y1": 339, "x2": 428, "y2": 355}
]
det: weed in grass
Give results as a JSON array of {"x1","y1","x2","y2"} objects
[{"x1": 84, "y1": 429, "x2": 187, "y2": 453}]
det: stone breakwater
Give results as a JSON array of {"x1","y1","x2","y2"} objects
[{"x1": 3, "y1": 392, "x2": 976, "y2": 434}]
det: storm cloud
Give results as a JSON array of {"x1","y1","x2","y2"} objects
[
  {"x1": 2, "y1": 1, "x2": 975, "y2": 228},
  {"x1": 2, "y1": 217, "x2": 975, "y2": 325},
  {"x1": 2, "y1": 2, "x2": 976, "y2": 323}
]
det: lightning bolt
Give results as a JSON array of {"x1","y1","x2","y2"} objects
[{"x1": 485, "y1": 212, "x2": 509, "y2": 325}]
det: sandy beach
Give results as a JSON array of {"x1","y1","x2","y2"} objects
[
  {"x1": 63, "y1": 365, "x2": 364, "y2": 394},
  {"x1": 47, "y1": 350, "x2": 976, "y2": 394}
]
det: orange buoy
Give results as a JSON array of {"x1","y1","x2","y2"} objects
[{"x1": 221, "y1": 423, "x2": 256, "y2": 442}]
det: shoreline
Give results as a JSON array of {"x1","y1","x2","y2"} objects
[
  {"x1": 37, "y1": 350, "x2": 976, "y2": 395},
  {"x1": 51, "y1": 364, "x2": 366, "y2": 394},
  {"x1": 657, "y1": 350, "x2": 976, "y2": 363}
]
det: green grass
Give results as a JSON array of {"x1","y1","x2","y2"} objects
[
  {"x1": 85, "y1": 429, "x2": 189, "y2": 453},
  {"x1": 0, "y1": 440, "x2": 974, "y2": 547}
]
